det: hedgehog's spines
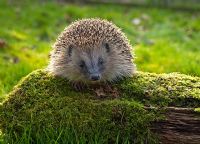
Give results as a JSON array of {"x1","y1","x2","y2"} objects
[{"x1": 48, "y1": 18, "x2": 136, "y2": 82}]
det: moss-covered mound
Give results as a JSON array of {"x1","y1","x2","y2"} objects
[
  {"x1": 0, "y1": 69, "x2": 200, "y2": 143},
  {"x1": 118, "y1": 71, "x2": 200, "y2": 107}
]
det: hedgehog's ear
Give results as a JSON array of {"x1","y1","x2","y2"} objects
[
  {"x1": 68, "y1": 45, "x2": 73, "y2": 57},
  {"x1": 104, "y1": 43, "x2": 110, "y2": 53}
]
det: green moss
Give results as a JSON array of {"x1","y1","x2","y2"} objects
[
  {"x1": 194, "y1": 108, "x2": 200, "y2": 113},
  {"x1": 117, "y1": 71, "x2": 200, "y2": 107},
  {"x1": 0, "y1": 70, "x2": 159, "y2": 143},
  {"x1": 0, "y1": 69, "x2": 200, "y2": 143}
]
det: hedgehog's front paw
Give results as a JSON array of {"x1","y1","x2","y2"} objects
[{"x1": 70, "y1": 81, "x2": 87, "y2": 91}]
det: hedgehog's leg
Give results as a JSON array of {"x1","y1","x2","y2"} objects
[{"x1": 70, "y1": 81, "x2": 87, "y2": 91}]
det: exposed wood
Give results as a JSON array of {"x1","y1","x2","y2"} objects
[{"x1": 150, "y1": 107, "x2": 200, "y2": 144}]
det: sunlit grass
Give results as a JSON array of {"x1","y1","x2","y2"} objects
[{"x1": 0, "y1": 0, "x2": 200, "y2": 97}]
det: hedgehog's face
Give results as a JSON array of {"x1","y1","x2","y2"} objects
[
  {"x1": 68, "y1": 43, "x2": 110, "y2": 82},
  {"x1": 48, "y1": 19, "x2": 136, "y2": 83}
]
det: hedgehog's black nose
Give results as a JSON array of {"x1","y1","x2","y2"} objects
[{"x1": 90, "y1": 74, "x2": 100, "y2": 81}]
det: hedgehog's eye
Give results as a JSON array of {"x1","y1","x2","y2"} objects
[
  {"x1": 104, "y1": 43, "x2": 110, "y2": 53},
  {"x1": 68, "y1": 45, "x2": 73, "y2": 57},
  {"x1": 79, "y1": 60, "x2": 85, "y2": 68},
  {"x1": 98, "y1": 57, "x2": 104, "y2": 65}
]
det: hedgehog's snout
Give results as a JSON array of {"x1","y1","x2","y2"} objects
[
  {"x1": 90, "y1": 74, "x2": 101, "y2": 81},
  {"x1": 88, "y1": 68, "x2": 101, "y2": 81}
]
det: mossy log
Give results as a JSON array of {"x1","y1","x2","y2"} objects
[{"x1": 0, "y1": 69, "x2": 200, "y2": 143}]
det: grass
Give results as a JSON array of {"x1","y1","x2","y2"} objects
[{"x1": 0, "y1": 0, "x2": 200, "y2": 98}]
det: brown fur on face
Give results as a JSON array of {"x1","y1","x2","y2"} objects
[{"x1": 47, "y1": 18, "x2": 136, "y2": 83}]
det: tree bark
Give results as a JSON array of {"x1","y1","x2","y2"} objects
[{"x1": 150, "y1": 107, "x2": 200, "y2": 144}]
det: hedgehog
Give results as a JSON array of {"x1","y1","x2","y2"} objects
[{"x1": 47, "y1": 18, "x2": 136, "y2": 84}]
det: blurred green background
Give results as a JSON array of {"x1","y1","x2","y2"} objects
[{"x1": 0, "y1": 0, "x2": 200, "y2": 99}]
